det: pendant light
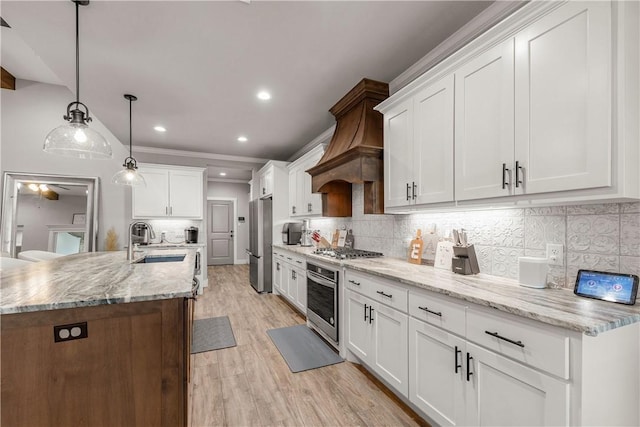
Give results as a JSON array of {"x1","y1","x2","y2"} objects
[
  {"x1": 43, "y1": 0, "x2": 112, "y2": 159},
  {"x1": 112, "y1": 94, "x2": 145, "y2": 186}
]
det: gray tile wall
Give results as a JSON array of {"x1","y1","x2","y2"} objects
[{"x1": 308, "y1": 184, "x2": 640, "y2": 288}]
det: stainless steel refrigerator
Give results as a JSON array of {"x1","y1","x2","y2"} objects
[{"x1": 247, "y1": 198, "x2": 272, "y2": 293}]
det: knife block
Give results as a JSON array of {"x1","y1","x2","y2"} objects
[{"x1": 452, "y1": 244, "x2": 480, "y2": 275}]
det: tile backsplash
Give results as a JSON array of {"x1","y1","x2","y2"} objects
[{"x1": 308, "y1": 184, "x2": 640, "y2": 288}]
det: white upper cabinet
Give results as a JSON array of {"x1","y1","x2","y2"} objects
[
  {"x1": 376, "y1": 0, "x2": 637, "y2": 208},
  {"x1": 132, "y1": 165, "x2": 204, "y2": 219},
  {"x1": 383, "y1": 74, "x2": 455, "y2": 211},
  {"x1": 288, "y1": 145, "x2": 324, "y2": 217},
  {"x1": 383, "y1": 98, "x2": 414, "y2": 208},
  {"x1": 454, "y1": 39, "x2": 515, "y2": 201},
  {"x1": 514, "y1": 1, "x2": 612, "y2": 195},
  {"x1": 259, "y1": 166, "x2": 274, "y2": 198},
  {"x1": 413, "y1": 75, "x2": 455, "y2": 205}
]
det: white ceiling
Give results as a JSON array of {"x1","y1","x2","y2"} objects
[{"x1": 1, "y1": 0, "x2": 493, "y2": 164}]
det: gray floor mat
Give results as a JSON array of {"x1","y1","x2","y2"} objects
[
  {"x1": 191, "y1": 316, "x2": 237, "y2": 354},
  {"x1": 267, "y1": 324, "x2": 343, "y2": 373}
]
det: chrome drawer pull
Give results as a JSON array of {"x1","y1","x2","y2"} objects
[
  {"x1": 376, "y1": 290, "x2": 392, "y2": 298},
  {"x1": 485, "y1": 330, "x2": 525, "y2": 348},
  {"x1": 348, "y1": 279, "x2": 361, "y2": 286},
  {"x1": 418, "y1": 306, "x2": 442, "y2": 317}
]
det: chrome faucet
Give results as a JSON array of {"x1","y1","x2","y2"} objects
[{"x1": 127, "y1": 221, "x2": 155, "y2": 260}]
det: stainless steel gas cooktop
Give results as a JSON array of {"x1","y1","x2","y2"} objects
[{"x1": 313, "y1": 247, "x2": 383, "y2": 260}]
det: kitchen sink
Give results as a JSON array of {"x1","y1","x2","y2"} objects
[{"x1": 134, "y1": 254, "x2": 186, "y2": 264}]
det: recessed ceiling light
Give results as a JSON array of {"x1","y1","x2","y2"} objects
[
  {"x1": 154, "y1": 126, "x2": 166, "y2": 132},
  {"x1": 256, "y1": 91, "x2": 271, "y2": 101},
  {"x1": 237, "y1": 136, "x2": 248, "y2": 143},
  {"x1": 219, "y1": 172, "x2": 227, "y2": 176}
]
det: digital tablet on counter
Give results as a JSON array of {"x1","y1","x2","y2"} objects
[{"x1": 574, "y1": 269, "x2": 639, "y2": 305}]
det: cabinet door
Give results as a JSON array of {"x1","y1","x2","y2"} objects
[
  {"x1": 455, "y1": 39, "x2": 515, "y2": 201},
  {"x1": 132, "y1": 168, "x2": 170, "y2": 218},
  {"x1": 295, "y1": 167, "x2": 308, "y2": 215},
  {"x1": 383, "y1": 98, "x2": 414, "y2": 209},
  {"x1": 371, "y1": 302, "x2": 409, "y2": 397},
  {"x1": 260, "y1": 167, "x2": 274, "y2": 198},
  {"x1": 273, "y1": 260, "x2": 282, "y2": 293},
  {"x1": 304, "y1": 150, "x2": 323, "y2": 215},
  {"x1": 169, "y1": 170, "x2": 203, "y2": 218},
  {"x1": 409, "y1": 318, "x2": 466, "y2": 426},
  {"x1": 413, "y1": 74, "x2": 455, "y2": 205},
  {"x1": 465, "y1": 342, "x2": 569, "y2": 426},
  {"x1": 346, "y1": 291, "x2": 373, "y2": 362},
  {"x1": 294, "y1": 267, "x2": 306, "y2": 312},
  {"x1": 514, "y1": 2, "x2": 611, "y2": 195},
  {"x1": 287, "y1": 265, "x2": 298, "y2": 305},
  {"x1": 288, "y1": 168, "x2": 299, "y2": 217}
]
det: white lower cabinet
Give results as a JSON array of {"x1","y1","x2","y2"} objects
[
  {"x1": 409, "y1": 318, "x2": 466, "y2": 426},
  {"x1": 346, "y1": 287, "x2": 408, "y2": 397},
  {"x1": 273, "y1": 251, "x2": 306, "y2": 314},
  {"x1": 465, "y1": 342, "x2": 569, "y2": 426}
]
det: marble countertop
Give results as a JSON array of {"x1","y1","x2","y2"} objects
[
  {"x1": 273, "y1": 244, "x2": 640, "y2": 336},
  {"x1": 144, "y1": 242, "x2": 205, "y2": 248},
  {"x1": 0, "y1": 249, "x2": 197, "y2": 315}
]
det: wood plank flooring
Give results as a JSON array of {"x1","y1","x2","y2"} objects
[{"x1": 189, "y1": 265, "x2": 428, "y2": 427}]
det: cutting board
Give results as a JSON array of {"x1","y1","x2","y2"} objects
[{"x1": 408, "y1": 229, "x2": 423, "y2": 265}]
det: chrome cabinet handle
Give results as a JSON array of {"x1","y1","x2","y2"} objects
[
  {"x1": 412, "y1": 182, "x2": 417, "y2": 200},
  {"x1": 406, "y1": 183, "x2": 411, "y2": 200},
  {"x1": 485, "y1": 330, "x2": 525, "y2": 348},
  {"x1": 455, "y1": 346, "x2": 462, "y2": 374},
  {"x1": 368, "y1": 306, "x2": 374, "y2": 324},
  {"x1": 502, "y1": 163, "x2": 510, "y2": 189},
  {"x1": 364, "y1": 303, "x2": 368, "y2": 322},
  {"x1": 466, "y1": 352, "x2": 473, "y2": 382},
  {"x1": 418, "y1": 306, "x2": 442, "y2": 317}
]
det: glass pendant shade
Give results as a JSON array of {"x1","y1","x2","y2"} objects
[
  {"x1": 44, "y1": 120, "x2": 112, "y2": 159},
  {"x1": 112, "y1": 162, "x2": 146, "y2": 186},
  {"x1": 113, "y1": 94, "x2": 145, "y2": 186},
  {"x1": 43, "y1": 0, "x2": 112, "y2": 159}
]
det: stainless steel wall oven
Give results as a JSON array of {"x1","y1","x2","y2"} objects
[{"x1": 306, "y1": 262, "x2": 339, "y2": 343}]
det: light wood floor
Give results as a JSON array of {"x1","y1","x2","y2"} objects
[{"x1": 189, "y1": 265, "x2": 428, "y2": 427}]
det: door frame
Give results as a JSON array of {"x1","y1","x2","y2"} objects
[{"x1": 206, "y1": 197, "x2": 238, "y2": 265}]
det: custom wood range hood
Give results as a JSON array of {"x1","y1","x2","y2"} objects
[{"x1": 307, "y1": 78, "x2": 389, "y2": 217}]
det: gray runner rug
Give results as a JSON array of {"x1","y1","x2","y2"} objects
[
  {"x1": 191, "y1": 316, "x2": 237, "y2": 354},
  {"x1": 267, "y1": 324, "x2": 343, "y2": 373}
]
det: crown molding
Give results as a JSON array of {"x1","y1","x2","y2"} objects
[
  {"x1": 134, "y1": 145, "x2": 271, "y2": 164},
  {"x1": 389, "y1": 0, "x2": 527, "y2": 94},
  {"x1": 207, "y1": 178, "x2": 250, "y2": 184},
  {"x1": 287, "y1": 124, "x2": 335, "y2": 162}
]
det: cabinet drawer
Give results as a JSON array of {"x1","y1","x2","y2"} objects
[
  {"x1": 408, "y1": 290, "x2": 466, "y2": 336},
  {"x1": 346, "y1": 270, "x2": 408, "y2": 313},
  {"x1": 281, "y1": 252, "x2": 305, "y2": 267},
  {"x1": 466, "y1": 306, "x2": 570, "y2": 379}
]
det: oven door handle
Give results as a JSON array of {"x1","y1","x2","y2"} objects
[{"x1": 307, "y1": 270, "x2": 336, "y2": 288}]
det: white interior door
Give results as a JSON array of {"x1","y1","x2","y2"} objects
[{"x1": 207, "y1": 200, "x2": 234, "y2": 265}]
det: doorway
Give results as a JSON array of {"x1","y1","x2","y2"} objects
[{"x1": 207, "y1": 199, "x2": 234, "y2": 265}]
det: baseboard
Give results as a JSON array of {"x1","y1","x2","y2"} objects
[{"x1": 235, "y1": 258, "x2": 249, "y2": 265}]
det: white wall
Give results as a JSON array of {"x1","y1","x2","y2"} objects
[
  {"x1": 207, "y1": 181, "x2": 250, "y2": 264},
  {"x1": 17, "y1": 193, "x2": 86, "y2": 251},
  {"x1": 1, "y1": 80, "x2": 130, "y2": 250}
]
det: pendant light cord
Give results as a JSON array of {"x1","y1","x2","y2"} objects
[
  {"x1": 129, "y1": 98, "x2": 133, "y2": 158},
  {"x1": 75, "y1": 0, "x2": 80, "y2": 104}
]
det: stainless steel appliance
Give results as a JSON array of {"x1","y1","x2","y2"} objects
[
  {"x1": 247, "y1": 198, "x2": 272, "y2": 293},
  {"x1": 307, "y1": 261, "x2": 339, "y2": 343},
  {"x1": 300, "y1": 219, "x2": 312, "y2": 247},
  {"x1": 281, "y1": 222, "x2": 302, "y2": 245},
  {"x1": 131, "y1": 222, "x2": 155, "y2": 246},
  {"x1": 313, "y1": 247, "x2": 383, "y2": 260},
  {"x1": 184, "y1": 226, "x2": 198, "y2": 243}
]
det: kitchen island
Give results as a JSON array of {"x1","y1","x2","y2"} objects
[{"x1": 0, "y1": 250, "x2": 197, "y2": 427}]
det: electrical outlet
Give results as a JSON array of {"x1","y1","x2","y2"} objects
[{"x1": 546, "y1": 243, "x2": 564, "y2": 266}]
